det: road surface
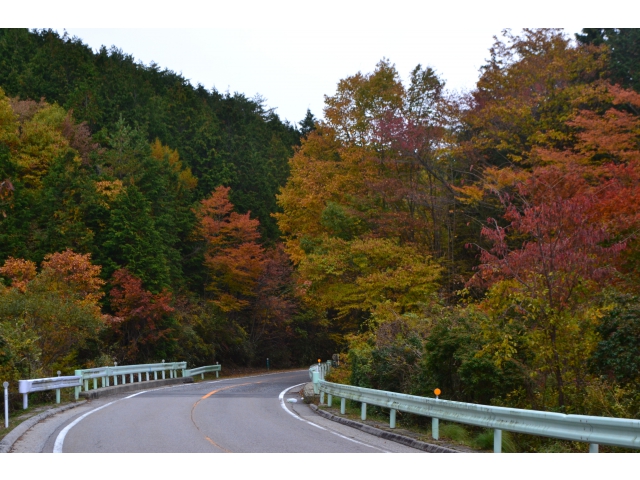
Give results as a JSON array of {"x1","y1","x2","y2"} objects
[{"x1": 13, "y1": 370, "x2": 422, "y2": 453}]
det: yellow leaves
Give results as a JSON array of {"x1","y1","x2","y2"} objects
[
  {"x1": 453, "y1": 184, "x2": 484, "y2": 205},
  {"x1": 483, "y1": 166, "x2": 530, "y2": 192},
  {"x1": 0, "y1": 87, "x2": 19, "y2": 149},
  {"x1": 94, "y1": 179, "x2": 124, "y2": 207},
  {"x1": 323, "y1": 59, "x2": 404, "y2": 146},
  {"x1": 15, "y1": 103, "x2": 70, "y2": 188},
  {"x1": 454, "y1": 167, "x2": 530, "y2": 204},
  {"x1": 178, "y1": 169, "x2": 198, "y2": 190},
  {"x1": 275, "y1": 126, "x2": 375, "y2": 247},
  {"x1": 297, "y1": 236, "x2": 442, "y2": 316},
  {"x1": 150, "y1": 138, "x2": 197, "y2": 191}
]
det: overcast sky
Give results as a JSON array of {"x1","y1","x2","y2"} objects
[
  {"x1": 13, "y1": 0, "x2": 622, "y2": 125},
  {"x1": 50, "y1": 27, "x2": 587, "y2": 126}
]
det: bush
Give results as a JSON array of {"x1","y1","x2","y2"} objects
[{"x1": 590, "y1": 291, "x2": 640, "y2": 385}]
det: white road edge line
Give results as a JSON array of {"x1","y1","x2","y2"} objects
[
  {"x1": 53, "y1": 370, "x2": 333, "y2": 453},
  {"x1": 53, "y1": 400, "x2": 116, "y2": 453},
  {"x1": 278, "y1": 383, "x2": 389, "y2": 453},
  {"x1": 53, "y1": 389, "x2": 157, "y2": 452},
  {"x1": 52, "y1": 370, "x2": 306, "y2": 453}
]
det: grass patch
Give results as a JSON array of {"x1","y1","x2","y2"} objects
[
  {"x1": 439, "y1": 423, "x2": 470, "y2": 444},
  {"x1": 472, "y1": 429, "x2": 518, "y2": 453}
]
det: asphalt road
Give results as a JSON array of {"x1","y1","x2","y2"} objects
[{"x1": 17, "y1": 370, "x2": 422, "y2": 453}]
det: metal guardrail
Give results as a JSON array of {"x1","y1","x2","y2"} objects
[
  {"x1": 74, "y1": 361, "x2": 187, "y2": 398},
  {"x1": 18, "y1": 376, "x2": 82, "y2": 409},
  {"x1": 184, "y1": 364, "x2": 221, "y2": 379},
  {"x1": 309, "y1": 361, "x2": 331, "y2": 386},
  {"x1": 310, "y1": 364, "x2": 640, "y2": 453},
  {"x1": 7, "y1": 360, "x2": 222, "y2": 422}
]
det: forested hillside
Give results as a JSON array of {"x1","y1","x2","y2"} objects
[
  {"x1": 275, "y1": 28, "x2": 640, "y2": 423},
  {"x1": 2, "y1": 28, "x2": 640, "y2": 435},
  {"x1": 0, "y1": 28, "x2": 299, "y2": 240},
  {"x1": 0, "y1": 28, "x2": 308, "y2": 380}
]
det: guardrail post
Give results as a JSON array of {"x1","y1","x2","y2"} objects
[
  {"x1": 589, "y1": 443, "x2": 599, "y2": 453},
  {"x1": 216, "y1": 362, "x2": 219, "y2": 378},
  {"x1": 84, "y1": 379, "x2": 88, "y2": 391},
  {"x1": 75, "y1": 385, "x2": 80, "y2": 400},
  {"x1": 320, "y1": 391, "x2": 325, "y2": 404},
  {"x1": 494, "y1": 429, "x2": 502, "y2": 453},
  {"x1": 154, "y1": 371, "x2": 158, "y2": 380},
  {"x1": 340, "y1": 398, "x2": 346, "y2": 415},
  {"x1": 23, "y1": 393, "x2": 28, "y2": 410},
  {"x1": 4, "y1": 381, "x2": 9, "y2": 428},
  {"x1": 390, "y1": 409, "x2": 396, "y2": 428},
  {"x1": 432, "y1": 418, "x2": 439, "y2": 440},
  {"x1": 93, "y1": 378, "x2": 97, "y2": 390},
  {"x1": 312, "y1": 371, "x2": 319, "y2": 394},
  {"x1": 162, "y1": 360, "x2": 166, "y2": 379},
  {"x1": 327, "y1": 394, "x2": 332, "y2": 407},
  {"x1": 361, "y1": 402, "x2": 367, "y2": 420},
  {"x1": 146, "y1": 372, "x2": 150, "y2": 381},
  {"x1": 53, "y1": 371, "x2": 61, "y2": 400}
]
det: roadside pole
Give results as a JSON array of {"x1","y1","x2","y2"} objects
[{"x1": 3, "y1": 381, "x2": 8, "y2": 429}]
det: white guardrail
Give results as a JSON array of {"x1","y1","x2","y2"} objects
[
  {"x1": 10, "y1": 361, "x2": 223, "y2": 413},
  {"x1": 309, "y1": 363, "x2": 640, "y2": 453},
  {"x1": 19, "y1": 375, "x2": 82, "y2": 409},
  {"x1": 184, "y1": 363, "x2": 221, "y2": 379},
  {"x1": 74, "y1": 361, "x2": 187, "y2": 399}
]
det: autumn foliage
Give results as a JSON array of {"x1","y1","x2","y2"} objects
[
  {"x1": 108, "y1": 268, "x2": 174, "y2": 362},
  {"x1": 3, "y1": 28, "x2": 640, "y2": 432},
  {"x1": 0, "y1": 250, "x2": 106, "y2": 379},
  {"x1": 196, "y1": 185, "x2": 265, "y2": 312}
]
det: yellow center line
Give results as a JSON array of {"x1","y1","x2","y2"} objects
[{"x1": 190, "y1": 381, "x2": 262, "y2": 453}]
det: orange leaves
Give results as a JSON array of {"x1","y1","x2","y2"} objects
[
  {"x1": 466, "y1": 29, "x2": 607, "y2": 167},
  {"x1": 198, "y1": 186, "x2": 261, "y2": 246},
  {"x1": 41, "y1": 249, "x2": 105, "y2": 304},
  {"x1": 195, "y1": 186, "x2": 265, "y2": 312},
  {"x1": 0, "y1": 249, "x2": 107, "y2": 371},
  {"x1": 0, "y1": 257, "x2": 36, "y2": 292},
  {"x1": 0, "y1": 249, "x2": 104, "y2": 303}
]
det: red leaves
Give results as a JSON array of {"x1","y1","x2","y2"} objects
[
  {"x1": 109, "y1": 268, "x2": 174, "y2": 361},
  {"x1": 470, "y1": 163, "x2": 627, "y2": 309},
  {"x1": 469, "y1": 81, "x2": 640, "y2": 309}
]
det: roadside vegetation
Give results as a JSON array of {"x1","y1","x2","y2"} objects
[{"x1": 1, "y1": 28, "x2": 640, "y2": 431}]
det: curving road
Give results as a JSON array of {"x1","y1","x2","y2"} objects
[{"x1": 19, "y1": 370, "x2": 422, "y2": 453}]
